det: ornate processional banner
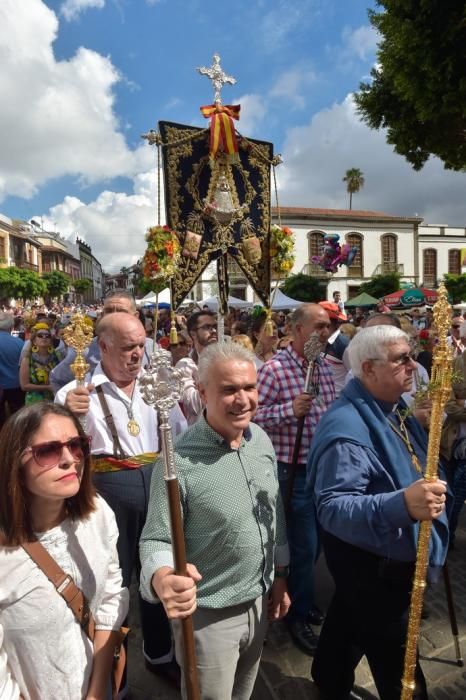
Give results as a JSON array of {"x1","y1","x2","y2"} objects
[{"x1": 159, "y1": 120, "x2": 274, "y2": 311}]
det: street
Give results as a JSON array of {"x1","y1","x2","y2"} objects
[{"x1": 128, "y1": 510, "x2": 466, "y2": 699}]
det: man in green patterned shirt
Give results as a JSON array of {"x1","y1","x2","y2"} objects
[{"x1": 140, "y1": 342, "x2": 290, "y2": 700}]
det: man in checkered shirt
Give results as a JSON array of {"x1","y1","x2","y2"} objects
[{"x1": 255, "y1": 303, "x2": 335, "y2": 655}]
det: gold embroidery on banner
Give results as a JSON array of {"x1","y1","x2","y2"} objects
[{"x1": 159, "y1": 123, "x2": 273, "y2": 308}]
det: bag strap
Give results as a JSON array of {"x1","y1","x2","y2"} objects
[
  {"x1": 22, "y1": 540, "x2": 95, "y2": 642},
  {"x1": 96, "y1": 385, "x2": 126, "y2": 459}
]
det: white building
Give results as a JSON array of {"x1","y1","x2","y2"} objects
[{"x1": 266, "y1": 207, "x2": 466, "y2": 301}]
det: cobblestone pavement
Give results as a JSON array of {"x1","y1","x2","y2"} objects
[{"x1": 128, "y1": 510, "x2": 466, "y2": 699}]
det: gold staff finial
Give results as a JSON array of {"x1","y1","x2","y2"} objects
[
  {"x1": 401, "y1": 282, "x2": 453, "y2": 699},
  {"x1": 62, "y1": 312, "x2": 93, "y2": 385}
]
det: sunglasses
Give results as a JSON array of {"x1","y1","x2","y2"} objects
[
  {"x1": 21, "y1": 436, "x2": 92, "y2": 469},
  {"x1": 371, "y1": 352, "x2": 416, "y2": 367},
  {"x1": 36, "y1": 332, "x2": 51, "y2": 339},
  {"x1": 452, "y1": 325, "x2": 461, "y2": 330}
]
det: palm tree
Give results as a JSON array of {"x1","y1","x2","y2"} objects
[{"x1": 343, "y1": 168, "x2": 365, "y2": 210}]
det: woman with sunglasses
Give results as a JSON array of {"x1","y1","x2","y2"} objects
[
  {"x1": 0, "y1": 403, "x2": 129, "y2": 700},
  {"x1": 19, "y1": 323, "x2": 64, "y2": 405}
]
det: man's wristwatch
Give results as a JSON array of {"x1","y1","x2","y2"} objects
[{"x1": 274, "y1": 566, "x2": 289, "y2": 578}]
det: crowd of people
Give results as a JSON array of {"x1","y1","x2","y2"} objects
[{"x1": 0, "y1": 289, "x2": 464, "y2": 700}]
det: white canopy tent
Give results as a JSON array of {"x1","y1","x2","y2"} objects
[
  {"x1": 136, "y1": 288, "x2": 171, "y2": 306},
  {"x1": 269, "y1": 289, "x2": 304, "y2": 310},
  {"x1": 197, "y1": 295, "x2": 254, "y2": 311}
]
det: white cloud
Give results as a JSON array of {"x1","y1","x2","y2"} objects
[
  {"x1": 0, "y1": 0, "x2": 149, "y2": 202},
  {"x1": 60, "y1": 0, "x2": 105, "y2": 22},
  {"x1": 269, "y1": 65, "x2": 317, "y2": 109},
  {"x1": 38, "y1": 169, "x2": 165, "y2": 273},
  {"x1": 234, "y1": 94, "x2": 267, "y2": 137},
  {"x1": 277, "y1": 94, "x2": 466, "y2": 225},
  {"x1": 342, "y1": 25, "x2": 379, "y2": 61},
  {"x1": 260, "y1": 0, "x2": 315, "y2": 49}
]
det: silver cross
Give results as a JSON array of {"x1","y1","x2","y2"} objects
[{"x1": 197, "y1": 53, "x2": 236, "y2": 105}]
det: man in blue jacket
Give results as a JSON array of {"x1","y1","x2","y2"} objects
[
  {"x1": 0, "y1": 312, "x2": 24, "y2": 427},
  {"x1": 308, "y1": 325, "x2": 449, "y2": 700}
]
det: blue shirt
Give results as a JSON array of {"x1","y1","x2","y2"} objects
[
  {"x1": 0, "y1": 332, "x2": 24, "y2": 389},
  {"x1": 308, "y1": 378, "x2": 449, "y2": 569}
]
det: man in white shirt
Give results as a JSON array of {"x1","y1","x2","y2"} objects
[{"x1": 56, "y1": 313, "x2": 187, "y2": 686}]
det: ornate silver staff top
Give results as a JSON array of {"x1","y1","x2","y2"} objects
[
  {"x1": 197, "y1": 53, "x2": 236, "y2": 105},
  {"x1": 139, "y1": 348, "x2": 185, "y2": 480},
  {"x1": 303, "y1": 333, "x2": 326, "y2": 396}
]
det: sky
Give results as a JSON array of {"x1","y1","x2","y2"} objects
[{"x1": 1, "y1": 0, "x2": 466, "y2": 274}]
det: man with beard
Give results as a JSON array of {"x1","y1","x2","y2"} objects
[{"x1": 176, "y1": 310, "x2": 218, "y2": 424}]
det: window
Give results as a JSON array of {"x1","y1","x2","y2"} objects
[
  {"x1": 448, "y1": 249, "x2": 461, "y2": 275},
  {"x1": 381, "y1": 234, "x2": 397, "y2": 272},
  {"x1": 423, "y1": 249, "x2": 437, "y2": 288},
  {"x1": 346, "y1": 233, "x2": 363, "y2": 277},
  {"x1": 308, "y1": 231, "x2": 325, "y2": 261},
  {"x1": 0, "y1": 236, "x2": 5, "y2": 260}
]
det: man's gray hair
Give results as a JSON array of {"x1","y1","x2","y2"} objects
[
  {"x1": 288, "y1": 303, "x2": 316, "y2": 328},
  {"x1": 0, "y1": 312, "x2": 14, "y2": 331},
  {"x1": 198, "y1": 342, "x2": 256, "y2": 385},
  {"x1": 348, "y1": 325, "x2": 409, "y2": 378}
]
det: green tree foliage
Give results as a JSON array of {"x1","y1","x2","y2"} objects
[
  {"x1": 443, "y1": 274, "x2": 466, "y2": 304},
  {"x1": 42, "y1": 270, "x2": 71, "y2": 300},
  {"x1": 355, "y1": 1, "x2": 466, "y2": 171},
  {"x1": 280, "y1": 274, "x2": 327, "y2": 302},
  {"x1": 358, "y1": 272, "x2": 400, "y2": 298},
  {"x1": 137, "y1": 276, "x2": 168, "y2": 296},
  {"x1": 343, "y1": 168, "x2": 365, "y2": 209},
  {"x1": 73, "y1": 278, "x2": 92, "y2": 294},
  {"x1": 0, "y1": 266, "x2": 46, "y2": 302}
]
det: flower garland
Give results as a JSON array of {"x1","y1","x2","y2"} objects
[
  {"x1": 269, "y1": 225, "x2": 295, "y2": 276},
  {"x1": 142, "y1": 225, "x2": 181, "y2": 284}
]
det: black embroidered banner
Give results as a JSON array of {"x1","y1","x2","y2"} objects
[{"x1": 159, "y1": 120, "x2": 273, "y2": 311}]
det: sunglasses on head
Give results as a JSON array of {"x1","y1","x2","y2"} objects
[{"x1": 21, "y1": 436, "x2": 92, "y2": 469}]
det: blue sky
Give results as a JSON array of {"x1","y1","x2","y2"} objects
[{"x1": 1, "y1": 0, "x2": 466, "y2": 273}]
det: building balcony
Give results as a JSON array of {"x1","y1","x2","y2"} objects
[
  {"x1": 11, "y1": 259, "x2": 39, "y2": 272},
  {"x1": 372, "y1": 263, "x2": 404, "y2": 276},
  {"x1": 300, "y1": 263, "x2": 333, "y2": 279}
]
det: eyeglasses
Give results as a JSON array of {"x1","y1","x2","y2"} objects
[
  {"x1": 36, "y1": 332, "x2": 51, "y2": 339},
  {"x1": 372, "y1": 352, "x2": 416, "y2": 367},
  {"x1": 21, "y1": 436, "x2": 92, "y2": 468},
  {"x1": 196, "y1": 324, "x2": 217, "y2": 332}
]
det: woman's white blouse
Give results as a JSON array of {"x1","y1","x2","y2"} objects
[{"x1": 0, "y1": 496, "x2": 129, "y2": 700}]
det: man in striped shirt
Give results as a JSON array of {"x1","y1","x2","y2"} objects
[{"x1": 255, "y1": 304, "x2": 335, "y2": 655}]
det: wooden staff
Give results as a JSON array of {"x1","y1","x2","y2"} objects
[
  {"x1": 139, "y1": 349, "x2": 200, "y2": 700},
  {"x1": 285, "y1": 333, "x2": 325, "y2": 513},
  {"x1": 401, "y1": 283, "x2": 453, "y2": 699}
]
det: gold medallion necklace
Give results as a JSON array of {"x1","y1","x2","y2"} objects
[
  {"x1": 126, "y1": 381, "x2": 140, "y2": 437},
  {"x1": 388, "y1": 410, "x2": 423, "y2": 474}
]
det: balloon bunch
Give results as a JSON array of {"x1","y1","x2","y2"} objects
[{"x1": 311, "y1": 233, "x2": 357, "y2": 273}]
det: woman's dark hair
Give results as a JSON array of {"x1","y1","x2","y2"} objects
[
  {"x1": 0, "y1": 403, "x2": 96, "y2": 545},
  {"x1": 250, "y1": 310, "x2": 268, "y2": 348}
]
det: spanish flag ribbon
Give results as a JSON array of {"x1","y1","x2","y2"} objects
[{"x1": 200, "y1": 104, "x2": 241, "y2": 160}]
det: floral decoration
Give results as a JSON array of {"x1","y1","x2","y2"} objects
[
  {"x1": 142, "y1": 225, "x2": 181, "y2": 283},
  {"x1": 269, "y1": 225, "x2": 295, "y2": 276}
]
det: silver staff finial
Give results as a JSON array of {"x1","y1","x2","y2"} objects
[{"x1": 197, "y1": 53, "x2": 236, "y2": 105}]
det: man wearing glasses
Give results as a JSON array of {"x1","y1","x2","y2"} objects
[
  {"x1": 176, "y1": 310, "x2": 218, "y2": 425},
  {"x1": 308, "y1": 325, "x2": 449, "y2": 700},
  {"x1": 447, "y1": 315, "x2": 465, "y2": 357}
]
